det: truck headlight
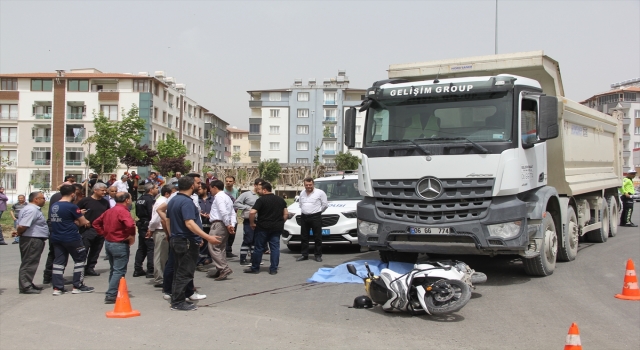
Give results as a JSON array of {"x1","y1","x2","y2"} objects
[
  {"x1": 487, "y1": 221, "x2": 522, "y2": 239},
  {"x1": 287, "y1": 212, "x2": 296, "y2": 220},
  {"x1": 342, "y1": 211, "x2": 357, "y2": 219},
  {"x1": 358, "y1": 219, "x2": 379, "y2": 235}
]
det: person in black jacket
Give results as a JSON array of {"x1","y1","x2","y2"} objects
[{"x1": 133, "y1": 183, "x2": 157, "y2": 277}]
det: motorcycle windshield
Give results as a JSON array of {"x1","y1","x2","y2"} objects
[{"x1": 369, "y1": 278, "x2": 390, "y2": 305}]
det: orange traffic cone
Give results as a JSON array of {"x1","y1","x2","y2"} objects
[
  {"x1": 106, "y1": 277, "x2": 141, "y2": 318},
  {"x1": 615, "y1": 259, "x2": 640, "y2": 301},
  {"x1": 564, "y1": 322, "x2": 582, "y2": 350}
]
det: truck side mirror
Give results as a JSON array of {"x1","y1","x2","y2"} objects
[
  {"x1": 538, "y1": 96, "x2": 559, "y2": 140},
  {"x1": 344, "y1": 107, "x2": 357, "y2": 148}
]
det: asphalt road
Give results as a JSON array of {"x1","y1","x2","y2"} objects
[{"x1": 0, "y1": 209, "x2": 638, "y2": 350}]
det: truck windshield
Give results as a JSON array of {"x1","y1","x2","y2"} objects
[
  {"x1": 364, "y1": 90, "x2": 513, "y2": 145},
  {"x1": 314, "y1": 179, "x2": 362, "y2": 201}
]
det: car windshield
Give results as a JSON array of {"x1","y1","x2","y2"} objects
[
  {"x1": 314, "y1": 179, "x2": 362, "y2": 201},
  {"x1": 364, "y1": 90, "x2": 513, "y2": 145}
]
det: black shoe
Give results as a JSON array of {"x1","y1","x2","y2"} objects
[
  {"x1": 104, "y1": 295, "x2": 117, "y2": 304},
  {"x1": 133, "y1": 270, "x2": 146, "y2": 277},
  {"x1": 0, "y1": 242, "x2": 7, "y2": 245},
  {"x1": 296, "y1": 256, "x2": 308, "y2": 262},
  {"x1": 171, "y1": 301, "x2": 198, "y2": 311},
  {"x1": 12, "y1": 241, "x2": 19, "y2": 244},
  {"x1": 85, "y1": 269, "x2": 100, "y2": 276},
  {"x1": 243, "y1": 268, "x2": 259, "y2": 274},
  {"x1": 43, "y1": 277, "x2": 51, "y2": 285},
  {"x1": 226, "y1": 253, "x2": 238, "y2": 258},
  {"x1": 269, "y1": 270, "x2": 278, "y2": 275},
  {"x1": 20, "y1": 288, "x2": 41, "y2": 294},
  {"x1": 145, "y1": 273, "x2": 154, "y2": 278},
  {"x1": 315, "y1": 256, "x2": 323, "y2": 262},
  {"x1": 153, "y1": 283, "x2": 164, "y2": 288},
  {"x1": 31, "y1": 284, "x2": 43, "y2": 291}
]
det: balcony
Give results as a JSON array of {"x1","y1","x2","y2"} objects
[
  {"x1": 623, "y1": 118, "x2": 631, "y2": 125},
  {"x1": 249, "y1": 151, "x2": 261, "y2": 157},
  {"x1": 66, "y1": 136, "x2": 85, "y2": 143},
  {"x1": 66, "y1": 160, "x2": 82, "y2": 166},
  {"x1": 323, "y1": 133, "x2": 336, "y2": 139},
  {"x1": 623, "y1": 151, "x2": 631, "y2": 158},
  {"x1": 34, "y1": 114, "x2": 52, "y2": 120},
  {"x1": 323, "y1": 100, "x2": 337, "y2": 105},
  {"x1": 35, "y1": 136, "x2": 51, "y2": 143},
  {"x1": 623, "y1": 134, "x2": 631, "y2": 141},
  {"x1": 323, "y1": 150, "x2": 337, "y2": 155},
  {"x1": 66, "y1": 113, "x2": 84, "y2": 120},
  {"x1": 323, "y1": 117, "x2": 337, "y2": 123},
  {"x1": 34, "y1": 160, "x2": 50, "y2": 165},
  {"x1": 168, "y1": 102, "x2": 174, "y2": 108},
  {"x1": 248, "y1": 134, "x2": 261, "y2": 141},
  {"x1": 249, "y1": 101, "x2": 262, "y2": 108}
]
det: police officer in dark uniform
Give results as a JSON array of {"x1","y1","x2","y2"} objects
[
  {"x1": 196, "y1": 182, "x2": 214, "y2": 271},
  {"x1": 133, "y1": 183, "x2": 157, "y2": 277}
]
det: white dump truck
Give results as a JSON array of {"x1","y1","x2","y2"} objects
[{"x1": 344, "y1": 51, "x2": 623, "y2": 276}]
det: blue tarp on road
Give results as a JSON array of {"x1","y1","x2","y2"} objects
[{"x1": 307, "y1": 260, "x2": 415, "y2": 284}]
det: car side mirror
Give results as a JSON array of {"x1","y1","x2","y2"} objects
[
  {"x1": 344, "y1": 107, "x2": 356, "y2": 148},
  {"x1": 538, "y1": 96, "x2": 559, "y2": 141}
]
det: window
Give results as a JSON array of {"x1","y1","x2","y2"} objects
[
  {"x1": 269, "y1": 126, "x2": 280, "y2": 134},
  {"x1": 30, "y1": 170, "x2": 50, "y2": 188},
  {"x1": 635, "y1": 127, "x2": 640, "y2": 135},
  {"x1": 324, "y1": 92, "x2": 336, "y2": 104},
  {"x1": 31, "y1": 147, "x2": 51, "y2": 165},
  {"x1": 636, "y1": 110, "x2": 640, "y2": 119},
  {"x1": 65, "y1": 125, "x2": 85, "y2": 142},
  {"x1": 269, "y1": 142, "x2": 280, "y2": 151},
  {"x1": 270, "y1": 109, "x2": 280, "y2": 118},
  {"x1": 154, "y1": 107, "x2": 158, "y2": 120},
  {"x1": 67, "y1": 80, "x2": 89, "y2": 92},
  {"x1": 154, "y1": 83, "x2": 159, "y2": 96},
  {"x1": 233, "y1": 145, "x2": 241, "y2": 152},
  {"x1": 323, "y1": 141, "x2": 336, "y2": 155},
  {"x1": 0, "y1": 104, "x2": 18, "y2": 119},
  {"x1": 323, "y1": 158, "x2": 335, "y2": 165},
  {"x1": 324, "y1": 108, "x2": 337, "y2": 121},
  {"x1": 168, "y1": 94, "x2": 174, "y2": 107},
  {"x1": 623, "y1": 92, "x2": 636, "y2": 102},
  {"x1": 162, "y1": 111, "x2": 167, "y2": 123},
  {"x1": 298, "y1": 92, "x2": 309, "y2": 101},
  {"x1": 232, "y1": 133, "x2": 243, "y2": 139},
  {"x1": 297, "y1": 109, "x2": 309, "y2": 118},
  {"x1": 1, "y1": 150, "x2": 17, "y2": 165},
  {"x1": 597, "y1": 94, "x2": 619, "y2": 105},
  {"x1": 0, "y1": 127, "x2": 17, "y2": 143},
  {"x1": 133, "y1": 79, "x2": 149, "y2": 92},
  {"x1": 635, "y1": 142, "x2": 640, "y2": 148},
  {"x1": 355, "y1": 142, "x2": 362, "y2": 148},
  {"x1": 297, "y1": 125, "x2": 309, "y2": 134},
  {"x1": 296, "y1": 142, "x2": 309, "y2": 151},
  {"x1": 101, "y1": 105, "x2": 118, "y2": 120},
  {"x1": 1, "y1": 78, "x2": 17, "y2": 90},
  {"x1": 355, "y1": 125, "x2": 362, "y2": 134},
  {"x1": 32, "y1": 105, "x2": 52, "y2": 119},
  {"x1": 66, "y1": 147, "x2": 84, "y2": 166},
  {"x1": 269, "y1": 92, "x2": 281, "y2": 101},
  {"x1": 2, "y1": 172, "x2": 16, "y2": 190},
  {"x1": 31, "y1": 79, "x2": 53, "y2": 91},
  {"x1": 296, "y1": 158, "x2": 309, "y2": 163},
  {"x1": 163, "y1": 90, "x2": 167, "y2": 101}
]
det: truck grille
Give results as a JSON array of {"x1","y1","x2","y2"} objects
[
  {"x1": 295, "y1": 214, "x2": 340, "y2": 227},
  {"x1": 372, "y1": 178, "x2": 494, "y2": 225}
]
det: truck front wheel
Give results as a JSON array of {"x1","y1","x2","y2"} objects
[
  {"x1": 379, "y1": 251, "x2": 418, "y2": 264},
  {"x1": 523, "y1": 212, "x2": 557, "y2": 276}
]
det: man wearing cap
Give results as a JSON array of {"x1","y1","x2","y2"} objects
[
  {"x1": 113, "y1": 175, "x2": 129, "y2": 193},
  {"x1": 620, "y1": 170, "x2": 637, "y2": 227}
]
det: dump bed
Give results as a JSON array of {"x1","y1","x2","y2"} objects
[{"x1": 387, "y1": 51, "x2": 622, "y2": 196}]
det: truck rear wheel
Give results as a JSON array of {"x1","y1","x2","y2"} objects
[
  {"x1": 586, "y1": 202, "x2": 609, "y2": 243},
  {"x1": 558, "y1": 206, "x2": 578, "y2": 262},
  {"x1": 523, "y1": 212, "x2": 557, "y2": 276},
  {"x1": 379, "y1": 251, "x2": 418, "y2": 264},
  {"x1": 607, "y1": 196, "x2": 618, "y2": 237}
]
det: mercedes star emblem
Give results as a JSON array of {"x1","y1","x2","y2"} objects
[{"x1": 416, "y1": 177, "x2": 443, "y2": 200}]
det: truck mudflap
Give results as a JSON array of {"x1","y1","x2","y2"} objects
[{"x1": 357, "y1": 195, "x2": 533, "y2": 256}]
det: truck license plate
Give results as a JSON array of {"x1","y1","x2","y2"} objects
[
  {"x1": 409, "y1": 227, "x2": 451, "y2": 234},
  {"x1": 313, "y1": 229, "x2": 331, "y2": 236}
]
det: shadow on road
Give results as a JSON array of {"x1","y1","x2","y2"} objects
[{"x1": 345, "y1": 306, "x2": 466, "y2": 322}]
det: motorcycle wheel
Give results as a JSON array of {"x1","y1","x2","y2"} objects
[{"x1": 424, "y1": 279, "x2": 471, "y2": 315}]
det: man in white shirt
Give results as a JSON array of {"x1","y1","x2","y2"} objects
[
  {"x1": 113, "y1": 175, "x2": 129, "y2": 193},
  {"x1": 207, "y1": 179, "x2": 236, "y2": 281},
  {"x1": 296, "y1": 177, "x2": 329, "y2": 262},
  {"x1": 147, "y1": 184, "x2": 173, "y2": 287}
]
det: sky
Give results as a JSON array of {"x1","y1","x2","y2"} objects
[{"x1": 1, "y1": 0, "x2": 639, "y2": 129}]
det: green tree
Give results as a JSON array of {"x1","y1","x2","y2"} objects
[
  {"x1": 258, "y1": 159, "x2": 281, "y2": 183},
  {"x1": 335, "y1": 152, "x2": 361, "y2": 170},
  {"x1": 84, "y1": 105, "x2": 146, "y2": 175},
  {"x1": 156, "y1": 132, "x2": 188, "y2": 159}
]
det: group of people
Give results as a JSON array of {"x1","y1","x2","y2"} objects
[{"x1": 11, "y1": 170, "x2": 333, "y2": 313}]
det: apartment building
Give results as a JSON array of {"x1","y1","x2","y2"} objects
[
  {"x1": 581, "y1": 77, "x2": 640, "y2": 174},
  {"x1": 247, "y1": 70, "x2": 366, "y2": 164},
  {"x1": 204, "y1": 112, "x2": 230, "y2": 164},
  {"x1": 227, "y1": 127, "x2": 250, "y2": 163},
  {"x1": 0, "y1": 69, "x2": 225, "y2": 197}
]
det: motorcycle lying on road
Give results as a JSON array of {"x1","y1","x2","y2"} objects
[{"x1": 347, "y1": 260, "x2": 486, "y2": 315}]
